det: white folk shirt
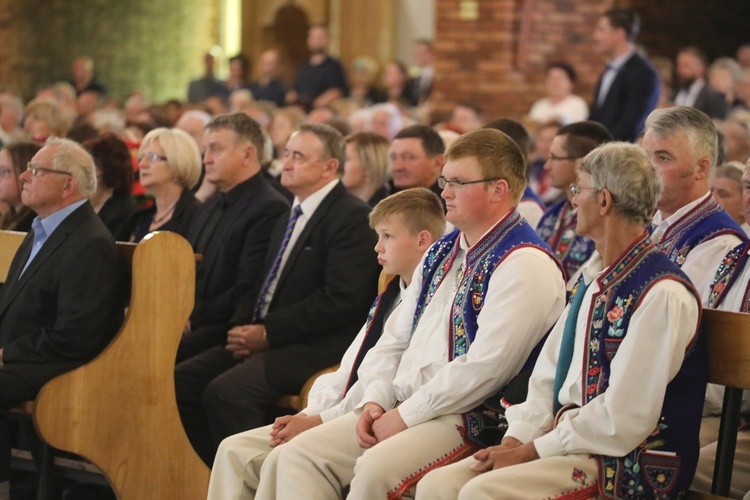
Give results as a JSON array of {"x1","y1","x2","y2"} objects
[
  {"x1": 357, "y1": 229, "x2": 567, "y2": 428},
  {"x1": 652, "y1": 192, "x2": 744, "y2": 301},
  {"x1": 300, "y1": 281, "x2": 405, "y2": 422},
  {"x1": 505, "y1": 250, "x2": 700, "y2": 458},
  {"x1": 703, "y1": 245, "x2": 750, "y2": 416}
]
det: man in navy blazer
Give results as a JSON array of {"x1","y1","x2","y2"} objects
[
  {"x1": 0, "y1": 138, "x2": 127, "y2": 496},
  {"x1": 176, "y1": 123, "x2": 379, "y2": 465},
  {"x1": 588, "y1": 8, "x2": 660, "y2": 142},
  {"x1": 177, "y1": 113, "x2": 289, "y2": 362}
]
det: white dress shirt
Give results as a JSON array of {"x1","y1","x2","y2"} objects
[
  {"x1": 300, "y1": 280, "x2": 406, "y2": 422},
  {"x1": 652, "y1": 192, "x2": 744, "y2": 302},
  {"x1": 505, "y1": 250, "x2": 700, "y2": 458},
  {"x1": 703, "y1": 245, "x2": 750, "y2": 416},
  {"x1": 357, "y1": 225, "x2": 567, "y2": 428}
]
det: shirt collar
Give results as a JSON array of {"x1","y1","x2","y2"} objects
[
  {"x1": 652, "y1": 191, "x2": 711, "y2": 228},
  {"x1": 607, "y1": 49, "x2": 635, "y2": 71},
  {"x1": 37, "y1": 198, "x2": 87, "y2": 239},
  {"x1": 293, "y1": 178, "x2": 339, "y2": 219}
]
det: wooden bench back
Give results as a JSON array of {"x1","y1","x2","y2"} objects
[
  {"x1": 0, "y1": 230, "x2": 210, "y2": 499},
  {"x1": 685, "y1": 308, "x2": 750, "y2": 499}
]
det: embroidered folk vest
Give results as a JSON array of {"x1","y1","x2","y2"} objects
[
  {"x1": 655, "y1": 196, "x2": 746, "y2": 267},
  {"x1": 537, "y1": 199, "x2": 596, "y2": 281},
  {"x1": 412, "y1": 210, "x2": 564, "y2": 443},
  {"x1": 579, "y1": 236, "x2": 706, "y2": 498},
  {"x1": 522, "y1": 186, "x2": 545, "y2": 212},
  {"x1": 707, "y1": 240, "x2": 750, "y2": 313}
]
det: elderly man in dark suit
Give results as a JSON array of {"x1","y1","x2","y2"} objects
[
  {"x1": 176, "y1": 113, "x2": 290, "y2": 362},
  {"x1": 588, "y1": 8, "x2": 660, "y2": 142},
  {"x1": 176, "y1": 123, "x2": 379, "y2": 466},
  {"x1": 0, "y1": 138, "x2": 127, "y2": 498}
]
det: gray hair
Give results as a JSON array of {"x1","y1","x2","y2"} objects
[
  {"x1": 578, "y1": 142, "x2": 663, "y2": 226},
  {"x1": 709, "y1": 57, "x2": 744, "y2": 85},
  {"x1": 46, "y1": 137, "x2": 97, "y2": 197},
  {"x1": 297, "y1": 123, "x2": 346, "y2": 175},
  {"x1": 645, "y1": 106, "x2": 718, "y2": 168}
]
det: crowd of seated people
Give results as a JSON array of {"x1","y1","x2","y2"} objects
[{"x1": 2, "y1": 6, "x2": 750, "y2": 499}]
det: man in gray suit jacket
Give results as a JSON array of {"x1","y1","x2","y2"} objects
[{"x1": 0, "y1": 138, "x2": 127, "y2": 498}]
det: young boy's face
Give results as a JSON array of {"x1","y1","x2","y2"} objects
[{"x1": 373, "y1": 215, "x2": 426, "y2": 279}]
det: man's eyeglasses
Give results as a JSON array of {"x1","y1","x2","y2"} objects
[
  {"x1": 569, "y1": 183, "x2": 596, "y2": 197},
  {"x1": 438, "y1": 176, "x2": 502, "y2": 189},
  {"x1": 25, "y1": 162, "x2": 73, "y2": 177},
  {"x1": 137, "y1": 152, "x2": 168, "y2": 163}
]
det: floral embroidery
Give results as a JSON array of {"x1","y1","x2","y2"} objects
[
  {"x1": 606, "y1": 296, "x2": 631, "y2": 337},
  {"x1": 571, "y1": 468, "x2": 588, "y2": 486}
]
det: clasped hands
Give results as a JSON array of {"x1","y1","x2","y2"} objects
[
  {"x1": 355, "y1": 402, "x2": 407, "y2": 449},
  {"x1": 225, "y1": 324, "x2": 268, "y2": 359}
]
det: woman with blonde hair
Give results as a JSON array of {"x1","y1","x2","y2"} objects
[
  {"x1": 0, "y1": 142, "x2": 42, "y2": 231},
  {"x1": 23, "y1": 98, "x2": 72, "y2": 141},
  {"x1": 343, "y1": 131, "x2": 391, "y2": 206},
  {"x1": 118, "y1": 128, "x2": 202, "y2": 242}
]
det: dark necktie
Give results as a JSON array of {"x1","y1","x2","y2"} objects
[
  {"x1": 253, "y1": 205, "x2": 303, "y2": 321},
  {"x1": 553, "y1": 278, "x2": 591, "y2": 413}
]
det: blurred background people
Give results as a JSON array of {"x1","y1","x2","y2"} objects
[
  {"x1": 711, "y1": 162, "x2": 747, "y2": 232},
  {"x1": 342, "y1": 131, "x2": 391, "y2": 206},
  {"x1": 83, "y1": 133, "x2": 137, "y2": 237},
  {"x1": 528, "y1": 62, "x2": 589, "y2": 125},
  {"x1": 23, "y1": 98, "x2": 72, "y2": 142},
  {"x1": 0, "y1": 142, "x2": 41, "y2": 231}
]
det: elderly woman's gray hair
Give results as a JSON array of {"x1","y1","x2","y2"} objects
[
  {"x1": 578, "y1": 142, "x2": 663, "y2": 226},
  {"x1": 140, "y1": 128, "x2": 202, "y2": 189},
  {"x1": 46, "y1": 137, "x2": 97, "y2": 197},
  {"x1": 644, "y1": 106, "x2": 718, "y2": 168}
]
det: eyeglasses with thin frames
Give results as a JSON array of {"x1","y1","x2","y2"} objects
[
  {"x1": 438, "y1": 176, "x2": 502, "y2": 189},
  {"x1": 25, "y1": 162, "x2": 73, "y2": 177},
  {"x1": 137, "y1": 152, "x2": 168, "y2": 163},
  {"x1": 569, "y1": 183, "x2": 597, "y2": 197}
]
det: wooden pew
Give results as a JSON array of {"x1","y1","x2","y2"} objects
[
  {"x1": 687, "y1": 308, "x2": 750, "y2": 499},
  {"x1": 0, "y1": 230, "x2": 210, "y2": 499}
]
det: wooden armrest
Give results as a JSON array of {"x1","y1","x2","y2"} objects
[{"x1": 276, "y1": 364, "x2": 340, "y2": 412}]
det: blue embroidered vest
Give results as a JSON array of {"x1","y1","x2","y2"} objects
[
  {"x1": 522, "y1": 186, "x2": 545, "y2": 212},
  {"x1": 707, "y1": 240, "x2": 750, "y2": 313},
  {"x1": 655, "y1": 196, "x2": 746, "y2": 267},
  {"x1": 578, "y1": 236, "x2": 707, "y2": 498},
  {"x1": 537, "y1": 199, "x2": 596, "y2": 281},
  {"x1": 412, "y1": 210, "x2": 564, "y2": 443}
]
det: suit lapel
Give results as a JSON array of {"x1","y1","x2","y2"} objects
[
  {"x1": 0, "y1": 204, "x2": 88, "y2": 317},
  {"x1": 274, "y1": 183, "x2": 344, "y2": 291}
]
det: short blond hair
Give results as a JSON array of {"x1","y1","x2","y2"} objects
[
  {"x1": 140, "y1": 128, "x2": 202, "y2": 189},
  {"x1": 369, "y1": 188, "x2": 446, "y2": 241},
  {"x1": 444, "y1": 128, "x2": 526, "y2": 203}
]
